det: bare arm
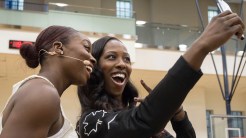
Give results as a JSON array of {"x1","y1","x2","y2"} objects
[{"x1": 1, "y1": 80, "x2": 60, "y2": 138}]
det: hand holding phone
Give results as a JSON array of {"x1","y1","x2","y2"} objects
[{"x1": 217, "y1": 0, "x2": 244, "y2": 40}]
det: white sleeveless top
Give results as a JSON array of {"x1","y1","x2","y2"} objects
[{"x1": 0, "y1": 75, "x2": 78, "y2": 138}]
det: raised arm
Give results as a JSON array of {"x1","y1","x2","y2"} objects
[
  {"x1": 183, "y1": 11, "x2": 244, "y2": 70},
  {"x1": 79, "y1": 11, "x2": 244, "y2": 138}
]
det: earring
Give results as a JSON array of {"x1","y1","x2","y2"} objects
[
  {"x1": 60, "y1": 51, "x2": 64, "y2": 55},
  {"x1": 48, "y1": 51, "x2": 57, "y2": 55}
]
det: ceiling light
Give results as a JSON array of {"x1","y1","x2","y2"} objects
[
  {"x1": 123, "y1": 34, "x2": 131, "y2": 39},
  {"x1": 179, "y1": 44, "x2": 187, "y2": 52},
  {"x1": 237, "y1": 51, "x2": 245, "y2": 56},
  {"x1": 136, "y1": 20, "x2": 146, "y2": 25},
  {"x1": 50, "y1": 3, "x2": 68, "y2": 7},
  {"x1": 134, "y1": 43, "x2": 143, "y2": 48},
  {"x1": 181, "y1": 24, "x2": 188, "y2": 27}
]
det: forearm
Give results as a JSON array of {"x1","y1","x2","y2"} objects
[
  {"x1": 79, "y1": 57, "x2": 202, "y2": 138},
  {"x1": 182, "y1": 38, "x2": 209, "y2": 71},
  {"x1": 135, "y1": 56, "x2": 202, "y2": 133},
  {"x1": 171, "y1": 112, "x2": 196, "y2": 138}
]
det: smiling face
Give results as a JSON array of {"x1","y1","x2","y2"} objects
[
  {"x1": 98, "y1": 39, "x2": 132, "y2": 100},
  {"x1": 62, "y1": 33, "x2": 96, "y2": 85}
]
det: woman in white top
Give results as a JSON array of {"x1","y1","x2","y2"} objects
[{"x1": 0, "y1": 25, "x2": 96, "y2": 138}]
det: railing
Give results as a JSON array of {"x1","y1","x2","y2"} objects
[
  {"x1": 48, "y1": 3, "x2": 135, "y2": 18},
  {"x1": 136, "y1": 22, "x2": 246, "y2": 55},
  {"x1": 1, "y1": 0, "x2": 244, "y2": 55},
  {"x1": 0, "y1": 0, "x2": 135, "y2": 18}
]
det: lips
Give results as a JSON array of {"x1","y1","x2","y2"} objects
[
  {"x1": 83, "y1": 60, "x2": 93, "y2": 74},
  {"x1": 111, "y1": 72, "x2": 126, "y2": 85},
  {"x1": 85, "y1": 65, "x2": 93, "y2": 73}
]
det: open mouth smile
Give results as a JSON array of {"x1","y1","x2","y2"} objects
[{"x1": 111, "y1": 72, "x2": 126, "y2": 85}]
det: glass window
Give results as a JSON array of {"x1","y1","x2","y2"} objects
[
  {"x1": 206, "y1": 110, "x2": 213, "y2": 138},
  {"x1": 5, "y1": 0, "x2": 24, "y2": 10},
  {"x1": 116, "y1": 0, "x2": 132, "y2": 18},
  {"x1": 229, "y1": 111, "x2": 244, "y2": 137},
  {"x1": 208, "y1": 6, "x2": 218, "y2": 22}
]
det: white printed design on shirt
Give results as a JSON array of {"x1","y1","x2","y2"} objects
[{"x1": 83, "y1": 110, "x2": 118, "y2": 136}]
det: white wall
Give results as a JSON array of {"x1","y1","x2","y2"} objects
[{"x1": 132, "y1": 48, "x2": 246, "y2": 76}]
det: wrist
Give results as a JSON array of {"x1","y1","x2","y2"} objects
[
  {"x1": 172, "y1": 107, "x2": 185, "y2": 121},
  {"x1": 174, "y1": 106, "x2": 183, "y2": 116},
  {"x1": 183, "y1": 38, "x2": 209, "y2": 71}
]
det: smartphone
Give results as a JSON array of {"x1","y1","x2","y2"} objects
[
  {"x1": 217, "y1": 0, "x2": 232, "y2": 12},
  {"x1": 217, "y1": 0, "x2": 244, "y2": 40}
]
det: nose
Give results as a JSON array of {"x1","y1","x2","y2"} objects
[{"x1": 116, "y1": 59, "x2": 126, "y2": 70}]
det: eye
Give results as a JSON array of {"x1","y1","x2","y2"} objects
[
  {"x1": 83, "y1": 44, "x2": 91, "y2": 53},
  {"x1": 82, "y1": 40, "x2": 91, "y2": 53},
  {"x1": 124, "y1": 56, "x2": 131, "y2": 63},
  {"x1": 106, "y1": 55, "x2": 116, "y2": 60}
]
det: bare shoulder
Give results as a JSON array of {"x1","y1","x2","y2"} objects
[
  {"x1": 12, "y1": 78, "x2": 61, "y2": 128},
  {"x1": 16, "y1": 78, "x2": 61, "y2": 118},
  {"x1": 1, "y1": 78, "x2": 61, "y2": 137}
]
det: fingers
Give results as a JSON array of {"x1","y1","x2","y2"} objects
[
  {"x1": 136, "y1": 80, "x2": 153, "y2": 103},
  {"x1": 140, "y1": 79, "x2": 152, "y2": 93},
  {"x1": 214, "y1": 11, "x2": 245, "y2": 40},
  {"x1": 134, "y1": 97, "x2": 144, "y2": 103},
  {"x1": 232, "y1": 25, "x2": 244, "y2": 40},
  {"x1": 225, "y1": 14, "x2": 245, "y2": 40},
  {"x1": 225, "y1": 14, "x2": 245, "y2": 29},
  {"x1": 222, "y1": 12, "x2": 237, "y2": 21},
  {"x1": 217, "y1": 10, "x2": 232, "y2": 17}
]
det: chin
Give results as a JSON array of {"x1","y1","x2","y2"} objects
[{"x1": 76, "y1": 78, "x2": 87, "y2": 86}]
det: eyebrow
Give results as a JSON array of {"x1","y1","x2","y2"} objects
[
  {"x1": 105, "y1": 51, "x2": 130, "y2": 56},
  {"x1": 82, "y1": 39, "x2": 92, "y2": 46}
]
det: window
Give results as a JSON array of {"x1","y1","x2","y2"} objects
[
  {"x1": 208, "y1": 6, "x2": 218, "y2": 22},
  {"x1": 116, "y1": 0, "x2": 132, "y2": 18},
  {"x1": 5, "y1": 0, "x2": 24, "y2": 10},
  {"x1": 229, "y1": 111, "x2": 244, "y2": 137},
  {"x1": 206, "y1": 110, "x2": 213, "y2": 138}
]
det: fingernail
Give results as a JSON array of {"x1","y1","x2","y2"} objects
[{"x1": 241, "y1": 34, "x2": 245, "y2": 40}]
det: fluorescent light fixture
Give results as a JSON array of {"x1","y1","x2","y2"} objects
[
  {"x1": 123, "y1": 34, "x2": 131, "y2": 39},
  {"x1": 55, "y1": 3, "x2": 68, "y2": 7},
  {"x1": 179, "y1": 44, "x2": 187, "y2": 52},
  {"x1": 108, "y1": 33, "x2": 116, "y2": 37},
  {"x1": 134, "y1": 43, "x2": 143, "y2": 48},
  {"x1": 237, "y1": 50, "x2": 245, "y2": 56},
  {"x1": 157, "y1": 45, "x2": 163, "y2": 49},
  {"x1": 181, "y1": 24, "x2": 188, "y2": 27},
  {"x1": 136, "y1": 20, "x2": 146, "y2": 25}
]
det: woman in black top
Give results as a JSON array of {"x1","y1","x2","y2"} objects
[{"x1": 76, "y1": 11, "x2": 244, "y2": 138}]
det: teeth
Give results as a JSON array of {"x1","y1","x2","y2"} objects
[
  {"x1": 112, "y1": 73, "x2": 125, "y2": 79},
  {"x1": 86, "y1": 66, "x2": 92, "y2": 73}
]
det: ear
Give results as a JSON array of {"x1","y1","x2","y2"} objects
[{"x1": 53, "y1": 41, "x2": 64, "y2": 55}]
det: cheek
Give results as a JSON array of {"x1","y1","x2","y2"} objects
[
  {"x1": 127, "y1": 65, "x2": 132, "y2": 75},
  {"x1": 99, "y1": 62, "x2": 111, "y2": 73},
  {"x1": 100, "y1": 66, "x2": 110, "y2": 80}
]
